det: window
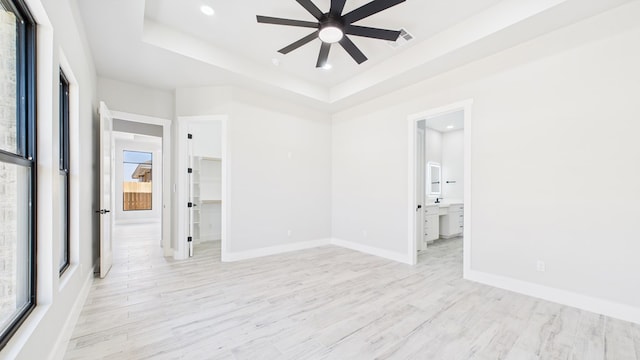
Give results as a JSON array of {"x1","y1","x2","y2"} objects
[
  {"x1": 0, "y1": 0, "x2": 36, "y2": 350},
  {"x1": 59, "y1": 70, "x2": 70, "y2": 274},
  {"x1": 123, "y1": 150, "x2": 152, "y2": 211}
]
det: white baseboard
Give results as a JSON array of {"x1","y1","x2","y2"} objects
[
  {"x1": 222, "y1": 238, "x2": 331, "y2": 262},
  {"x1": 466, "y1": 270, "x2": 640, "y2": 325},
  {"x1": 49, "y1": 265, "x2": 95, "y2": 360},
  {"x1": 220, "y1": 237, "x2": 412, "y2": 265},
  {"x1": 163, "y1": 247, "x2": 174, "y2": 257},
  {"x1": 331, "y1": 238, "x2": 412, "y2": 265}
]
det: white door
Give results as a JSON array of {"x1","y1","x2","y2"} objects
[
  {"x1": 187, "y1": 129, "x2": 195, "y2": 257},
  {"x1": 416, "y1": 127, "x2": 425, "y2": 251},
  {"x1": 99, "y1": 102, "x2": 114, "y2": 278}
]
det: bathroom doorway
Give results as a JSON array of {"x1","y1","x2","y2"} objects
[{"x1": 408, "y1": 100, "x2": 472, "y2": 274}]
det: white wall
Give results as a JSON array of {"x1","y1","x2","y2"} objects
[
  {"x1": 200, "y1": 203, "x2": 221, "y2": 241},
  {"x1": 98, "y1": 77, "x2": 174, "y2": 120},
  {"x1": 114, "y1": 135, "x2": 162, "y2": 223},
  {"x1": 189, "y1": 120, "x2": 222, "y2": 158},
  {"x1": 441, "y1": 130, "x2": 464, "y2": 201},
  {"x1": 332, "y1": 2, "x2": 640, "y2": 311},
  {"x1": 176, "y1": 87, "x2": 332, "y2": 254},
  {"x1": 424, "y1": 128, "x2": 442, "y2": 169},
  {"x1": 200, "y1": 159, "x2": 221, "y2": 201},
  {"x1": 198, "y1": 158, "x2": 222, "y2": 242}
]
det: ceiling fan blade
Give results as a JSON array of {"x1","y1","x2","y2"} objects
[
  {"x1": 342, "y1": 0, "x2": 406, "y2": 24},
  {"x1": 345, "y1": 25, "x2": 401, "y2": 41},
  {"x1": 316, "y1": 42, "x2": 331, "y2": 68},
  {"x1": 339, "y1": 36, "x2": 368, "y2": 64},
  {"x1": 279, "y1": 31, "x2": 319, "y2": 54},
  {"x1": 295, "y1": 0, "x2": 324, "y2": 20},
  {"x1": 256, "y1": 15, "x2": 319, "y2": 29},
  {"x1": 329, "y1": 0, "x2": 347, "y2": 16}
]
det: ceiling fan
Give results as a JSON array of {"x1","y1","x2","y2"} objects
[{"x1": 256, "y1": 0, "x2": 406, "y2": 68}]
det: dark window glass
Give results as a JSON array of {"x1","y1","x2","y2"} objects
[
  {"x1": 0, "y1": 0, "x2": 36, "y2": 350},
  {"x1": 59, "y1": 70, "x2": 70, "y2": 274}
]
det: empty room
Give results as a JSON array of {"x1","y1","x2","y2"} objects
[{"x1": 0, "y1": 0, "x2": 639, "y2": 359}]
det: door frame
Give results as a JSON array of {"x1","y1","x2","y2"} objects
[
  {"x1": 175, "y1": 115, "x2": 228, "y2": 260},
  {"x1": 110, "y1": 110, "x2": 173, "y2": 257},
  {"x1": 99, "y1": 102, "x2": 114, "y2": 278},
  {"x1": 407, "y1": 99, "x2": 473, "y2": 276},
  {"x1": 415, "y1": 127, "x2": 425, "y2": 252}
]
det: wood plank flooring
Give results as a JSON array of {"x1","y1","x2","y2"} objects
[{"x1": 64, "y1": 224, "x2": 640, "y2": 359}]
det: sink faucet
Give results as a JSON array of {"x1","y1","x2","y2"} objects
[{"x1": 435, "y1": 197, "x2": 441, "y2": 203}]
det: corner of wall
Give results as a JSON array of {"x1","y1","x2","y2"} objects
[
  {"x1": 465, "y1": 270, "x2": 640, "y2": 325},
  {"x1": 330, "y1": 238, "x2": 412, "y2": 265}
]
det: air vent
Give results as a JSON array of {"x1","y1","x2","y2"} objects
[{"x1": 388, "y1": 28, "x2": 414, "y2": 49}]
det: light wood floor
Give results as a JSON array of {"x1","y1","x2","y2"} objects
[{"x1": 64, "y1": 224, "x2": 640, "y2": 359}]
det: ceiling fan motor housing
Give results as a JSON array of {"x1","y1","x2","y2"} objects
[{"x1": 319, "y1": 15, "x2": 345, "y2": 43}]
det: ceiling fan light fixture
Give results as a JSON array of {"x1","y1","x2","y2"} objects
[
  {"x1": 319, "y1": 26, "x2": 343, "y2": 43},
  {"x1": 200, "y1": 5, "x2": 215, "y2": 16}
]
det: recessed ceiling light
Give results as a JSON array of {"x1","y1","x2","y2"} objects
[
  {"x1": 200, "y1": 5, "x2": 215, "y2": 16},
  {"x1": 321, "y1": 63, "x2": 332, "y2": 70},
  {"x1": 447, "y1": 125, "x2": 455, "y2": 129},
  {"x1": 272, "y1": 58, "x2": 280, "y2": 67}
]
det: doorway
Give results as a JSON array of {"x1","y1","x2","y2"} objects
[
  {"x1": 111, "y1": 111, "x2": 174, "y2": 257},
  {"x1": 175, "y1": 115, "x2": 227, "y2": 261},
  {"x1": 408, "y1": 100, "x2": 472, "y2": 276},
  {"x1": 97, "y1": 104, "x2": 172, "y2": 277}
]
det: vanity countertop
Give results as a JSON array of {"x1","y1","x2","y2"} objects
[{"x1": 426, "y1": 202, "x2": 463, "y2": 208}]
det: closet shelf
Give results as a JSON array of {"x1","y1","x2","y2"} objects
[{"x1": 201, "y1": 200, "x2": 222, "y2": 204}]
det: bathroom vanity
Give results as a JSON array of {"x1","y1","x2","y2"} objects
[
  {"x1": 439, "y1": 203, "x2": 464, "y2": 238},
  {"x1": 423, "y1": 203, "x2": 464, "y2": 245},
  {"x1": 424, "y1": 204, "x2": 439, "y2": 242}
]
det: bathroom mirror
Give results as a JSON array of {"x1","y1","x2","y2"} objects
[{"x1": 427, "y1": 162, "x2": 441, "y2": 196}]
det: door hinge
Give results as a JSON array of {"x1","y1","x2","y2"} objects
[
  {"x1": 187, "y1": 236, "x2": 192, "y2": 243},
  {"x1": 187, "y1": 133, "x2": 193, "y2": 139},
  {"x1": 187, "y1": 168, "x2": 193, "y2": 174}
]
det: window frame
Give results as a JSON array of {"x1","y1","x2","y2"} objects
[
  {"x1": 0, "y1": 0, "x2": 37, "y2": 351},
  {"x1": 59, "y1": 69, "x2": 70, "y2": 275}
]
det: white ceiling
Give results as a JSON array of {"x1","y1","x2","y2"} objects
[
  {"x1": 77, "y1": 0, "x2": 632, "y2": 111},
  {"x1": 143, "y1": 0, "x2": 502, "y2": 87}
]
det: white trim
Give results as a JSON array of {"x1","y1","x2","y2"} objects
[
  {"x1": 58, "y1": 51, "x2": 81, "y2": 277},
  {"x1": 109, "y1": 110, "x2": 173, "y2": 257},
  {"x1": 220, "y1": 238, "x2": 413, "y2": 264},
  {"x1": 2, "y1": 307, "x2": 49, "y2": 359},
  {"x1": 48, "y1": 269, "x2": 94, "y2": 360},
  {"x1": 466, "y1": 270, "x2": 640, "y2": 325},
  {"x1": 222, "y1": 239, "x2": 331, "y2": 262},
  {"x1": 110, "y1": 111, "x2": 171, "y2": 127},
  {"x1": 407, "y1": 100, "x2": 473, "y2": 273},
  {"x1": 220, "y1": 118, "x2": 229, "y2": 262},
  {"x1": 331, "y1": 238, "x2": 412, "y2": 265}
]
